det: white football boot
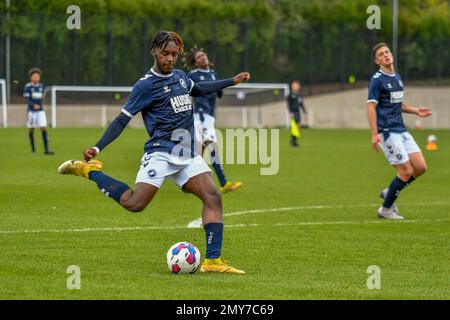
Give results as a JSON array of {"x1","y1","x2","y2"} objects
[
  {"x1": 377, "y1": 206, "x2": 405, "y2": 220},
  {"x1": 380, "y1": 188, "x2": 400, "y2": 215}
]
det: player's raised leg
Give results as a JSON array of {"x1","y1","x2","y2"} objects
[
  {"x1": 58, "y1": 159, "x2": 158, "y2": 212},
  {"x1": 182, "y1": 172, "x2": 245, "y2": 274},
  {"x1": 379, "y1": 152, "x2": 427, "y2": 220},
  {"x1": 119, "y1": 183, "x2": 158, "y2": 212},
  {"x1": 378, "y1": 162, "x2": 413, "y2": 220},
  {"x1": 408, "y1": 151, "x2": 427, "y2": 179}
]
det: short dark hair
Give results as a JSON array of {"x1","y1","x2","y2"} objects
[
  {"x1": 149, "y1": 31, "x2": 184, "y2": 54},
  {"x1": 372, "y1": 42, "x2": 389, "y2": 58},
  {"x1": 28, "y1": 67, "x2": 42, "y2": 77}
]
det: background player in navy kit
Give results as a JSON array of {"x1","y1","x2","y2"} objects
[
  {"x1": 184, "y1": 49, "x2": 242, "y2": 193},
  {"x1": 367, "y1": 43, "x2": 432, "y2": 220},
  {"x1": 23, "y1": 68, "x2": 54, "y2": 155},
  {"x1": 286, "y1": 80, "x2": 307, "y2": 147},
  {"x1": 58, "y1": 31, "x2": 250, "y2": 274}
]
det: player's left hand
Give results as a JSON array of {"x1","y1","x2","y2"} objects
[
  {"x1": 33, "y1": 104, "x2": 40, "y2": 110},
  {"x1": 233, "y1": 72, "x2": 251, "y2": 84},
  {"x1": 416, "y1": 107, "x2": 432, "y2": 118}
]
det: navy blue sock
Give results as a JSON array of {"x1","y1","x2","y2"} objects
[
  {"x1": 383, "y1": 176, "x2": 408, "y2": 209},
  {"x1": 89, "y1": 171, "x2": 130, "y2": 204},
  {"x1": 29, "y1": 132, "x2": 35, "y2": 152},
  {"x1": 407, "y1": 176, "x2": 415, "y2": 185},
  {"x1": 42, "y1": 130, "x2": 49, "y2": 152},
  {"x1": 204, "y1": 223, "x2": 223, "y2": 259},
  {"x1": 210, "y1": 149, "x2": 227, "y2": 187}
]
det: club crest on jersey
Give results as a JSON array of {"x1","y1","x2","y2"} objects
[
  {"x1": 170, "y1": 94, "x2": 192, "y2": 113},
  {"x1": 163, "y1": 85, "x2": 171, "y2": 93},
  {"x1": 390, "y1": 91, "x2": 404, "y2": 104},
  {"x1": 179, "y1": 79, "x2": 187, "y2": 88},
  {"x1": 200, "y1": 76, "x2": 205, "y2": 81}
]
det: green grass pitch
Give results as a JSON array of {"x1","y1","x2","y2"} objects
[{"x1": 0, "y1": 127, "x2": 449, "y2": 299}]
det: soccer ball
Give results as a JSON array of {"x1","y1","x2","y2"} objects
[{"x1": 166, "y1": 242, "x2": 201, "y2": 274}]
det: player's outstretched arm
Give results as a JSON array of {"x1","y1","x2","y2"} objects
[
  {"x1": 402, "y1": 103, "x2": 432, "y2": 118},
  {"x1": 190, "y1": 72, "x2": 250, "y2": 97},
  {"x1": 83, "y1": 112, "x2": 131, "y2": 161}
]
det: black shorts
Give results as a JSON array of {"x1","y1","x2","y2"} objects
[{"x1": 292, "y1": 112, "x2": 301, "y2": 123}]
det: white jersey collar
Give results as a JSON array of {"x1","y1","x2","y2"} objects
[
  {"x1": 379, "y1": 69, "x2": 396, "y2": 77},
  {"x1": 192, "y1": 68, "x2": 211, "y2": 73},
  {"x1": 150, "y1": 68, "x2": 173, "y2": 78}
]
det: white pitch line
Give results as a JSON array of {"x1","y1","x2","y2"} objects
[
  {"x1": 221, "y1": 218, "x2": 450, "y2": 229},
  {"x1": 187, "y1": 202, "x2": 450, "y2": 228},
  {"x1": 0, "y1": 225, "x2": 183, "y2": 235},
  {"x1": 1, "y1": 205, "x2": 449, "y2": 235},
  {"x1": 0, "y1": 218, "x2": 449, "y2": 236}
]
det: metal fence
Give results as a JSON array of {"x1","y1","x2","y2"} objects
[{"x1": 1, "y1": 14, "x2": 449, "y2": 102}]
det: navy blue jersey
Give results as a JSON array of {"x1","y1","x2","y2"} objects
[
  {"x1": 367, "y1": 69, "x2": 406, "y2": 133},
  {"x1": 286, "y1": 92, "x2": 306, "y2": 114},
  {"x1": 23, "y1": 82, "x2": 44, "y2": 112},
  {"x1": 188, "y1": 69, "x2": 219, "y2": 117},
  {"x1": 122, "y1": 68, "x2": 196, "y2": 157}
]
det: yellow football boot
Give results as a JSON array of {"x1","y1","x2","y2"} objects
[
  {"x1": 220, "y1": 181, "x2": 242, "y2": 193},
  {"x1": 58, "y1": 160, "x2": 103, "y2": 178},
  {"x1": 200, "y1": 258, "x2": 245, "y2": 274}
]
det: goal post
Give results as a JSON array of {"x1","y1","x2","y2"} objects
[
  {"x1": 220, "y1": 82, "x2": 290, "y2": 128},
  {"x1": 46, "y1": 85, "x2": 133, "y2": 128},
  {"x1": 0, "y1": 79, "x2": 7, "y2": 128},
  {"x1": 45, "y1": 83, "x2": 290, "y2": 128}
]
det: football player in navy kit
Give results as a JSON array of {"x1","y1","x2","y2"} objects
[
  {"x1": 58, "y1": 31, "x2": 250, "y2": 274},
  {"x1": 367, "y1": 43, "x2": 431, "y2": 220},
  {"x1": 185, "y1": 49, "x2": 242, "y2": 193},
  {"x1": 23, "y1": 68, "x2": 54, "y2": 155}
]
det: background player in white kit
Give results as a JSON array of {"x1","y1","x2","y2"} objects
[{"x1": 367, "y1": 43, "x2": 432, "y2": 220}]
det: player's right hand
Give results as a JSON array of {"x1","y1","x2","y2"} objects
[
  {"x1": 83, "y1": 148, "x2": 98, "y2": 161},
  {"x1": 371, "y1": 134, "x2": 381, "y2": 152}
]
